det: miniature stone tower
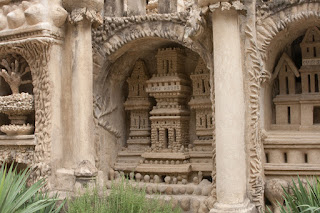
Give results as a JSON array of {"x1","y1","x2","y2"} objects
[
  {"x1": 124, "y1": 60, "x2": 152, "y2": 150},
  {"x1": 146, "y1": 48, "x2": 191, "y2": 151},
  {"x1": 299, "y1": 27, "x2": 320, "y2": 127},
  {"x1": 189, "y1": 58, "x2": 214, "y2": 175},
  {"x1": 136, "y1": 48, "x2": 192, "y2": 177},
  {"x1": 273, "y1": 53, "x2": 300, "y2": 126}
]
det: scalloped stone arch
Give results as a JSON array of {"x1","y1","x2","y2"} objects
[
  {"x1": 257, "y1": 2, "x2": 320, "y2": 131},
  {"x1": 256, "y1": 2, "x2": 320, "y2": 72},
  {"x1": 93, "y1": 19, "x2": 210, "y2": 65}
]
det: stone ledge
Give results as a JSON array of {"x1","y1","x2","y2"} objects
[
  {"x1": 265, "y1": 163, "x2": 320, "y2": 176},
  {"x1": 0, "y1": 135, "x2": 36, "y2": 146}
]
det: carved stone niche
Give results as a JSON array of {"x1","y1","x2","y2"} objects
[{"x1": 0, "y1": 54, "x2": 34, "y2": 136}]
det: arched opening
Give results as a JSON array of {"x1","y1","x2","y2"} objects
[
  {"x1": 262, "y1": 25, "x2": 320, "y2": 198},
  {"x1": 94, "y1": 37, "x2": 214, "y2": 184},
  {"x1": 0, "y1": 54, "x2": 35, "y2": 136}
]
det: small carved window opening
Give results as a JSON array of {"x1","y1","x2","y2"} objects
[
  {"x1": 138, "y1": 116, "x2": 141, "y2": 129},
  {"x1": 200, "y1": 117, "x2": 202, "y2": 126},
  {"x1": 157, "y1": 128, "x2": 159, "y2": 142},
  {"x1": 308, "y1": 75, "x2": 311, "y2": 93},
  {"x1": 265, "y1": 153, "x2": 269, "y2": 163},
  {"x1": 313, "y1": 106, "x2": 320, "y2": 124},
  {"x1": 315, "y1": 74, "x2": 319, "y2": 92},
  {"x1": 174, "y1": 129, "x2": 176, "y2": 142},
  {"x1": 307, "y1": 47, "x2": 309, "y2": 53},
  {"x1": 210, "y1": 117, "x2": 213, "y2": 125},
  {"x1": 164, "y1": 129, "x2": 169, "y2": 148},
  {"x1": 287, "y1": 107, "x2": 291, "y2": 124},
  {"x1": 285, "y1": 77, "x2": 289, "y2": 94},
  {"x1": 205, "y1": 115, "x2": 208, "y2": 128},
  {"x1": 202, "y1": 79, "x2": 205, "y2": 93},
  {"x1": 284, "y1": 152, "x2": 288, "y2": 163},
  {"x1": 304, "y1": 153, "x2": 308, "y2": 163}
]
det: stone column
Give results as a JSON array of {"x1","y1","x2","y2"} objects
[
  {"x1": 62, "y1": 0, "x2": 103, "y2": 168},
  {"x1": 210, "y1": 8, "x2": 256, "y2": 213},
  {"x1": 70, "y1": 19, "x2": 95, "y2": 165},
  {"x1": 127, "y1": 0, "x2": 146, "y2": 16}
]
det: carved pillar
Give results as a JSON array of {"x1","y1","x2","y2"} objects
[
  {"x1": 158, "y1": 0, "x2": 184, "y2": 13},
  {"x1": 127, "y1": 0, "x2": 146, "y2": 16},
  {"x1": 105, "y1": 0, "x2": 124, "y2": 17},
  {"x1": 62, "y1": 0, "x2": 103, "y2": 169},
  {"x1": 210, "y1": 8, "x2": 256, "y2": 213}
]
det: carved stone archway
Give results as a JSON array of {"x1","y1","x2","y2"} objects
[
  {"x1": 0, "y1": 37, "x2": 57, "y2": 183},
  {"x1": 245, "y1": 2, "x2": 320, "y2": 212},
  {"x1": 92, "y1": 13, "x2": 216, "y2": 209}
]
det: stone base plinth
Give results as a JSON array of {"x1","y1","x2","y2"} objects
[{"x1": 210, "y1": 199, "x2": 256, "y2": 213}]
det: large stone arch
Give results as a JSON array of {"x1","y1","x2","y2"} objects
[
  {"x1": 92, "y1": 15, "x2": 214, "y2": 189},
  {"x1": 93, "y1": 13, "x2": 213, "y2": 72},
  {"x1": 244, "y1": 2, "x2": 320, "y2": 211},
  {"x1": 257, "y1": 1, "x2": 320, "y2": 72},
  {"x1": 256, "y1": 2, "x2": 320, "y2": 129}
]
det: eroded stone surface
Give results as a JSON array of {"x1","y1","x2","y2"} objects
[{"x1": 0, "y1": 1, "x2": 319, "y2": 213}]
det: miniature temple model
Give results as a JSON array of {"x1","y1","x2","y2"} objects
[
  {"x1": 189, "y1": 58, "x2": 214, "y2": 175},
  {"x1": 136, "y1": 47, "x2": 192, "y2": 176},
  {"x1": 273, "y1": 27, "x2": 320, "y2": 129},
  {"x1": 114, "y1": 60, "x2": 152, "y2": 172},
  {"x1": 124, "y1": 60, "x2": 152, "y2": 150}
]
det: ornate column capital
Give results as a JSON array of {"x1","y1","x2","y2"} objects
[
  {"x1": 199, "y1": 0, "x2": 245, "y2": 12},
  {"x1": 62, "y1": 0, "x2": 103, "y2": 26},
  {"x1": 68, "y1": 8, "x2": 103, "y2": 26}
]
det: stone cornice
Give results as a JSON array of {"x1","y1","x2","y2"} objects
[{"x1": 0, "y1": 23, "x2": 64, "y2": 43}]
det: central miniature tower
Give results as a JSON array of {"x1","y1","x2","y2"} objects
[
  {"x1": 136, "y1": 48, "x2": 192, "y2": 177},
  {"x1": 146, "y1": 48, "x2": 191, "y2": 151}
]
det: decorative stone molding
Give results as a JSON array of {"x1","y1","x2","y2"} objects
[
  {"x1": 68, "y1": 8, "x2": 103, "y2": 26},
  {"x1": 93, "y1": 12, "x2": 190, "y2": 55},
  {"x1": 0, "y1": 144, "x2": 35, "y2": 165},
  {"x1": 256, "y1": 2, "x2": 320, "y2": 61},
  {"x1": 0, "y1": 37, "x2": 56, "y2": 184},
  {"x1": 206, "y1": 1, "x2": 245, "y2": 12},
  {"x1": 184, "y1": 4, "x2": 206, "y2": 40},
  {"x1": 62, "y1": 0, "x2": 103, "y2": 27},
  {"x1": 244, "y1": 23, "x2": 271, "y2": 213}
]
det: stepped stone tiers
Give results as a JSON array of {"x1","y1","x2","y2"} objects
[
  {"x1": 1, "y1": 0, "x2": 320, "y2": 212},
  {"x1": 189, "y1": 58, "x2": 214, "y2": 175}
]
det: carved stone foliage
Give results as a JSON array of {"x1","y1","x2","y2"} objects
[{"x1": 0, "y1": 38, "x2": 54, "y2": 182}]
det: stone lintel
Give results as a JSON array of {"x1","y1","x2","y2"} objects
[{"x1": 0, "y1": 135, "x2": 36, "y2": 146}]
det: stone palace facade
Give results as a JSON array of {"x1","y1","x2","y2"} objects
[{"x1": 0, "y1": 0, "x2": 320, "y2": 212}]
